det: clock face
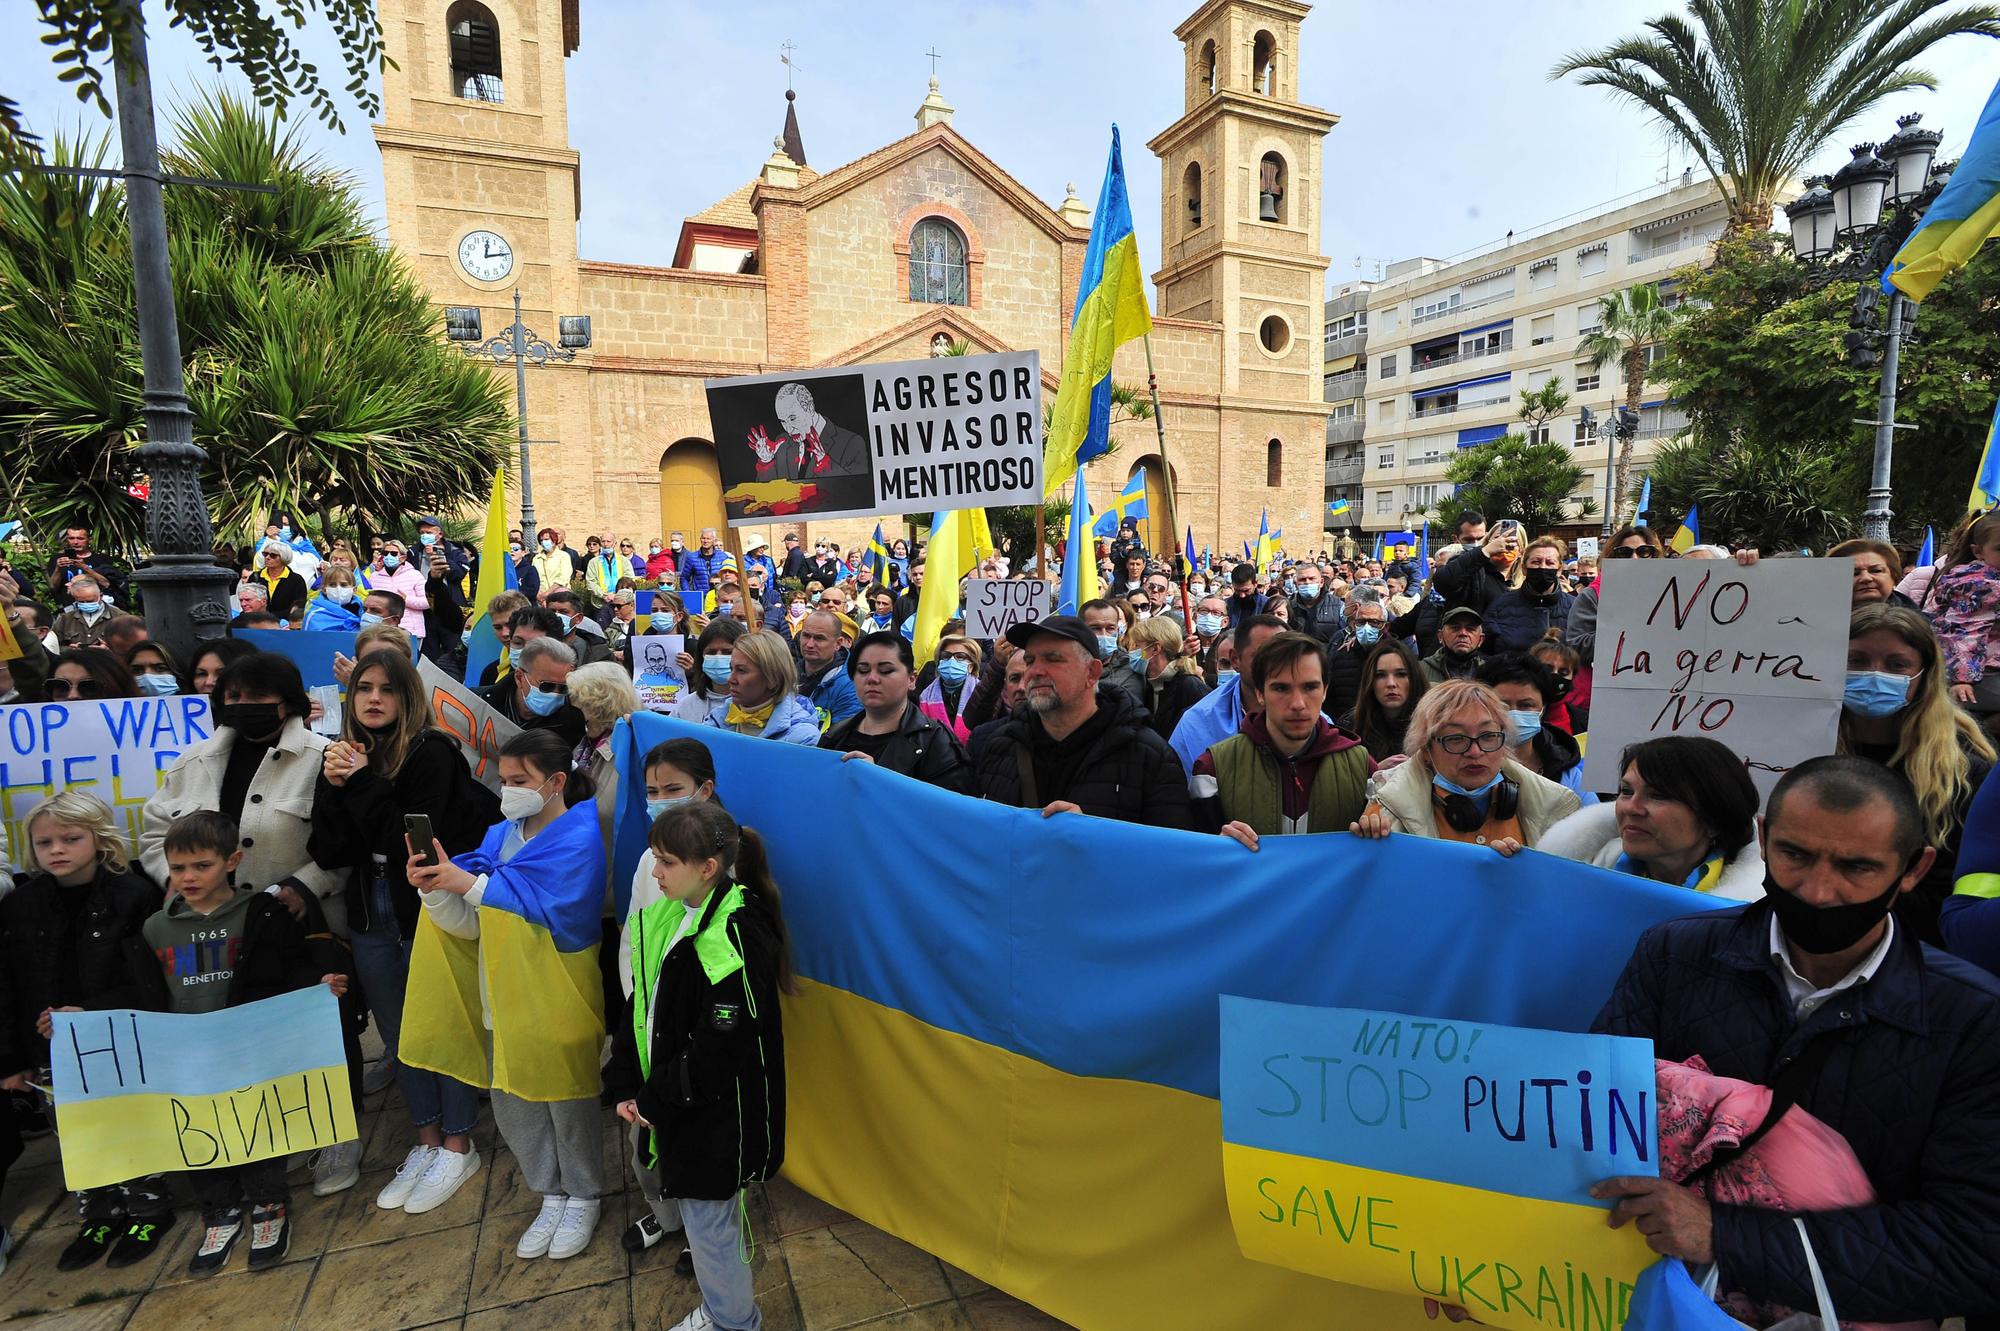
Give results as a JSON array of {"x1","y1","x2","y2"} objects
[{"x1": 458, "y1": 230, "x2": 514, "y2": 282}]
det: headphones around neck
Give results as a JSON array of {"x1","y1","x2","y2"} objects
[{"x1": 1432, "y1": 776, "x2": 1520, "y2": 834}]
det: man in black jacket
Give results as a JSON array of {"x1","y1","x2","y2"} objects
[
  {"x1": 1286, "y1": 562, "x2": 1345, "y2": 648},
  {"x1": 1325, "y1": 593, "x2": 1387, "y2": 720},
  {"x1": 820, "y1": 632, "x2": 971, "y2": 793},
  {"x1": 972, "y1": 616, "x2": 1190, "y2": 829},
  {"x1": 1591, "y1": 757, "x2": 2000, "y2": 1327}
]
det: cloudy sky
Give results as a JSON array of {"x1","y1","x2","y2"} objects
[{"x1": 4, "y1": 0, "x2": 1995, "y2": 292}]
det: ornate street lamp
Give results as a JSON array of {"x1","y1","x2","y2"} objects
[
  {"x1": 1828, "y1": 143, "x2": 1893, "y2": 236},
  {"x1": 1783, "y1": 179, "x2": 1836, "y2": 260},
  {"x1": 448, "y1": 290, "x2": 592, "y2": 540},
  {"x1": 1880, "y1": 114, "x2": 1943, "y2": 204}
]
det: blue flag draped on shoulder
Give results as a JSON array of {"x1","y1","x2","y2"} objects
[
  {"x1": 462, "y1": 469, "x2": 519, "y2": 686},
  {"x1": 1887, "y1": 75, "x2": 2000, "y2": 303},
  {"x1": 1092, "y1": 467, "x2": 1148, "y2": 537},
  {"x1": 1043, "y1": 127, "x2": 1153, "y2": 497}
]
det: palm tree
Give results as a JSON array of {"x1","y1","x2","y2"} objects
[
  {"x1": 1551, "y1": 0, "x2": 2000, "y2": 231},
  {"x1": 1577, "y1": 284, "x2": 1681, "y2": 526}
]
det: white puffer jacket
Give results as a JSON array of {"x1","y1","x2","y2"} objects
[{"x1": 1537, "y1": 801, "x2": 1765, "y2": 902}]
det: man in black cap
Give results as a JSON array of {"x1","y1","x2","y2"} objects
[
  {"x1": 1420, "y1": 606, "x2": 1485, "y2": 684},
  {"x1": 971, "y1": 615, "x2": 1191, "y2": 830}
]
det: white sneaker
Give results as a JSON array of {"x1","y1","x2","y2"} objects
[
  {"x1": 548, "y1": 1197, "x2": 600, "y2": 1260},
  {"x1": 402, "y1": 1145, "x2": 480, "y2": 1214},
  {"x1": 375, "y1": 1145, "x2": 437, "y2": 1210},
  {"x1": 667, "y1": 1307, "x2": 716, "y2": 1331},
  {"x1": 362, "y1": 1054, "x2": 400, "y2": 1096},
  {"x1": 515, "y1": 1195, "x2": 567, "y2": 1259},
  {"x1": 311, "y1": 1140, "x2": 363, "y2": 1197}
]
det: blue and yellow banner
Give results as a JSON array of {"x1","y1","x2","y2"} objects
[
  {"x1": 1886, "y1": 74, "x2": 2000, "y2": 303},
  {"x1": 1221, "y1": 996, "x2": 1658, "y2": 1330},
  {"x1": 611, "y1": 718, "x2": 1724, "y2": 1330},
  {"x1": 1971, "y1": 398, "x2": 2000, "y2": 513},
  {"x1": 1092, "y1": 467, "x2": 1149, "y2": 537},
  {"x1": 50, "y1": 989, "x2": 356, "y2": 1191},
  {"x1": 1044, "y1": 127, "x2": 1153, "y2": 496},
  {"x1": 463, "y1": 468, "x2": 520, "y2": 686}
]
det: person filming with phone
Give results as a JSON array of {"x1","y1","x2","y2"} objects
[{"x1": 1433, "y1": 517, "x2": 1525, "y2": 619}]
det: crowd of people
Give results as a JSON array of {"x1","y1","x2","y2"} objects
[{"x1": 0, "y1": 499, "x2": 1997, "y2": 1331}]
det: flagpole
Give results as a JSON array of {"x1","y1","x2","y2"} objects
[{"x1": 1140, "y1": 334, "x2": 1191, "y2": 625}]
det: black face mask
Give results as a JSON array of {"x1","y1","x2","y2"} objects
[
  {"x1": 219, "y1": 701, "x2": 284, "y2": 741},
  {"x1": 1763, "y1": 865, "x2": 1905, "y2": 955},
  {"x1": 1524, "y1": 567, "x2": 1559, "y2": 595}
]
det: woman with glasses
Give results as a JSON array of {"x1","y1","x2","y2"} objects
[
  {"x1": 124, "y1": 641, "x2": 185, "y2": 697},
  {"x1": 1349, "y1": 679, "x2": 1580, "y2": 853},
  {"x1": 248, "y1": 542, "x2": 309, "y2": 622},
  {"x1": 1563, "y1": 524, "x2": 1662, "y2": 739},
  {"x1": 367, "y1": 538, "x2": 430, "y2": 643},
  {"x1": 48, "y1": 648, "x2": 138, "y2": 702},
  {"x1": 918, "y1": 635, "x2": 984, "y2": 743}
]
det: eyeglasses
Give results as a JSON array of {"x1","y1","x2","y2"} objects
[
  {"x1": 47, "y1": 678, "x2": 102, "y2": 699},
  {"x1": 1606, "y1": 545, "x2": 1659, "y2": 560},
  {"x1": 1145, "y1": 583, "x2": 1170, "y2": 594},
  {"x1": 532, "y1": 682, "x2": 569, "y2": 694},
  {"x1": 1431, "y1": 730, "x2": 1507, "y2": 755}
]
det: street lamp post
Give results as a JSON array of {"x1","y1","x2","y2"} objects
[
  {"x1": 1781, "y1": 114, "x2": 1947, "y2": 543},
  {"x1": 447, "y1": 290, "x2": 592, "y2": 539}
]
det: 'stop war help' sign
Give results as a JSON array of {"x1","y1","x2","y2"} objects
[
  {"x1": 706, "y1": 350, "x2": 1041, "y2": 526},
  {"x1": 0, "y1": 695, "x2": 210, "y2": 853},
  {"x1": 962, "y1": 578, "x2": 1054, "y2": 640},
  {"x1": 1221, "y1": 995, "x2": 1658, "y2": 1331},
  {"x1": 1579, "y1": 557, "x2": 1849, "y2": 796}
]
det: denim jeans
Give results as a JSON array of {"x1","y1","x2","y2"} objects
[{"x1": 351, "y1": 875, "x2": 478, "y2": 1137}]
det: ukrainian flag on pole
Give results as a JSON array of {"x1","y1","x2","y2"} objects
[
  {"x1": 461, "y1": 469, "x2": 518, "y2": 686},
  {"x1": 1669, "y1": 505, "x2": 1701, "y2": 555},
  {"x1": 1886, "y1": 74, "x2": 2000, "y2": 303},
  {"x1": 1044, "y1": 127, "x2": 1153, "y2": 497},
  {"x1": 1971, "y1": 399, "x2": 2000, "y2": 513},
  {"x1": 1058, "y1": 475, "x2": 1100, "y2": 616}
]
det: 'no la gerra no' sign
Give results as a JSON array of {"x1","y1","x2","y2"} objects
[{"x1": 705, "y1": 350, "x2": 1042, "y2": 526}]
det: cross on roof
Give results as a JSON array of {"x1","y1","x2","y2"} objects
[
  {"x1": 927, "y1": 46, "x2": 942, "y2": 77},
  {"x1": 781, "y1": 39, "x2": 801, "y2": 89}
]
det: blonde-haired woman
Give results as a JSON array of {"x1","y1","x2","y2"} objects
[
  {"x1": 1128, "y1": 614, "x2": 1210, "y2": 742},
  {"x1": 308, "y1": 648, "x2": 494, "y2": 1206},
  {"x1": 1839, "y1": 602, "x2": 1995, "y2": 942},
  {"x1": 1434, "y1": 520, "x2": 1529, "y2": 616},
  {"x1": 919, "y1": 634, "x2": 984, "y2": 742},
  {"x1": 1351, "y1": 678, "x2": 1581, "y2": 853},
  {"x1": 699, "y1": 629, "x2": 820, "y2": 744},
  {"x1": 1482, "y1": 535, "x2": 1575, "y2": 654},
  {"x1": 565, "y1": 661, "x2": 643, "y2": 1030}
]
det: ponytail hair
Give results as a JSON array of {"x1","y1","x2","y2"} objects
[
  {"x1": 500, "y1": 728, "x2": 598, "y2": 806},
  {"x1": 647, "y1": 801, "x2": 797, "y2": 995}
]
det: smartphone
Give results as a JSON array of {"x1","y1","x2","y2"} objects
[{"x1": 404, "y1": 814, "x2": 439, "y2": 866}]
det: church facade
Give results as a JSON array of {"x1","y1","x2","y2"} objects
[{"x1": 373, "y1": 0, "x2": 1336, "y2": 560}]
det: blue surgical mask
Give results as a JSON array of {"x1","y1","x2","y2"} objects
[
  {"x1": 135, "y1": 673, "x2": 179, "y2": 697},
  {"x1": 937, "y1": 658, "x2": 971, "y2": 685},
  {"x1": 278, "y1": 526, "x2": 292, "y2": 541},
  {"x1": 1127, "y1": 648, "x2": 1146, "y2": 673},
  {"x1": 359, "y1": 611, "x2": 384, "y2": 626},
  {"x1": 1195, "y1": 613, "x2": 1224, "y2": 637},
  {"x1": 540, "y1": 538, "x2": 554, "y2": 552},
  {"x1": 381, "y1": 553, "x2": 400, "y2": 569},
  {"x1": 419, "y1": 532, "x2": 437, "y2": 547},
  {"x1": 1296, "y1": 583, "x2": 1321, "y2": 600},
  {"x1": 1283, "y1": 579, "x2": 1297, "y2": 594},
  {"x1": 702, "y1": 657, "x2": 733, "y2": 684},
  {"x1": 1354, "y1": 624, "x2": 1382, "y2": 647},
  {"x1": 1095, "y1": 633, "x2": 1121, "y2": 661},
  {"x1": 647, "y1": 794, "x2": 694, "y2": 821},
  {"x1": 809, "y1": 591, "x2": 822, "y2": 604},
  {"x1": 1844, "y1": 669, "x2": 1913, "y2": 718},
  {"x1": 524, "y1": 686, "x2": 565, "y2": 717},
  {"x1": 1217, "y1": 669, "x2": 1239, "y2": 688},
  {"x1": 1435, "y1": 772, "x2": 1505, "y2": 799},
  {"x1": 1508, "y1": 710, "x2": 1543, "y2": 745}
]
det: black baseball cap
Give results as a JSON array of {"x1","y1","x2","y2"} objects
[{"x1": 1005, "y1": 614, "x2": 1099, "y2": 656}]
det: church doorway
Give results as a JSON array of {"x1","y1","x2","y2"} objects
[
  {"x1": 1127, "y1": 455, "x2": 1177, "y2": 556},
  {"x1": 659, "y1": 439, "x2": 725, "y2": 543}
]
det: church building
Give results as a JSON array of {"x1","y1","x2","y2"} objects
[{"x1": 372, "y1": 0, "x2": 1337, "y2": 560}]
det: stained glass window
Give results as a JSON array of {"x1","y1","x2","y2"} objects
[{"x1": 909, "y1": 219, "x2": 968, "y2": 306}]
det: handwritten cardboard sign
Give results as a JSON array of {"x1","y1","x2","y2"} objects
[
  {"x1": 49, "y1": 988, "x2": 358, "y2": 1190},
  {"x1": 1221, "y1": 995, "x2": 1658, "y2": 1331},
  {"x1": 706, "y1": 350, "x2": 1042, "y2": 525},
  {"x1": 631, "y1": 634, "x2": 688, "y2": 713},
  {"x1": 0, "y1": 696, "x2": 211, "y2": 855},
  {"x1": 417, "y1": 657, "x2": 517, "y2": 792},
  {"x1": 962, "y1": 578, "x2": 1054, "y2": 639},
  {"x1": 1580, "y1": 558, "x2": 1848, "y2": 795}
]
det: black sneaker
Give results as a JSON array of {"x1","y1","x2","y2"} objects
[
  {"x1": 104, "y1": 1212, "x2": 177, "y2": 1269},
  {"x1": 246, "y1": 1204, "x2": 289, "y2": 1270},
  {"x1": 188, "y1": 1211, "x2": 243, "y2": 1276},
  {"x1": 621, "y1": 1214, "x2": 684, "y2": 1253},
  {"x1": 674, "y1": 1246, "x2": 695, "y2": 1278},
  {"x1": 58, "y1": 1221, "x2": 120, "y2": 1271}
]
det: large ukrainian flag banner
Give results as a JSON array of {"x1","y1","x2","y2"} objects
[
  {"x1": 1043, "y1": 128, "x2": 1152, "y2": 497},
  {"x1": 612, "y1": 719, "x2": 1719, "y2": 1329},
  {"x1": 1886, "y1": 73, "x2": 2000, "y2": 303}
]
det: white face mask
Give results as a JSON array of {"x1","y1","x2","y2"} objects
[
  {"x1": 498, "y1": 775, "x2": 554, "y2": 822},
  {"x1": 325, "y1": 586, "x2": 355, "y2": 605}
]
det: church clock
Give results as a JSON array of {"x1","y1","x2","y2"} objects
[{"x1": 457, "y1": 230, "x2": 515, "y2": 282}]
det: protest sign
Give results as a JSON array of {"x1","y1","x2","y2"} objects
[
  {"x1": 49, "y1": 987, "x2": 358, "y2": 1191},
  {"x1": 0, "y1": 695, "x2": 210, "y2": 854},
  {"x1": 232, "y1": 627, "x2": 353, "y2": 688},
  {"x1": 1220, "y1": 996, "x2": 1658, "y2": 1331},
  {"x1": 1579, "y1": 557, "x2": 1849, "y2": 796},
  {"x1": 631, "y1": 634, "x2": 688, "y2": 712},
  {"x1": 706, "y1": 350, "x2": 1042, "y2": 526},
  {"x1": 1574, "y1": 537, "x2": 1600, "y2": 560},
  {"x1": 417, "y1": 657, "x2": 516, "y2": 791},
  {"x1": 963, "y1": 578, "x2": 1053, "y2": 639}
]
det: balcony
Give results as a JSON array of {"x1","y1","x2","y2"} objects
[
  {"x1": 1323, "y1": 369, "x2": 1366, "y2": 401},
  {"x1": 1324, "y1": 332, "x2": 1368, "y2": 363},
  {"x1": 1325, "y1": 457, "x2": 1364, "y2": 484},
  {"x1": 1412, "y1": 400, "x2": 1460, "y2": 419},
  {"x1": 1326, "y1": 418, "x2": 1363, "y2": 446}
]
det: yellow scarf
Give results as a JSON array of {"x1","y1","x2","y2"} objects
[{"x1": 725, "y1": 697, "x2": 777, "y2": 734}]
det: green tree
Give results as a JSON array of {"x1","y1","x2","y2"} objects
[
  {"x1": 1551, "y1": 0, "x2": 2000, "y2": 232},
  {"x1": 1577, "y1": 283, "x2": 1681, "y2": 526},
  {"x1": 1647, "y1": 434, "x2": 1849, "y2": 551},
  {"x1": 1659, "y1": 230, "x2": 1997, "y2": 543},
  {"x1": 0, "y1": 91, "x2": 512, "y2": 551},
  {"x1": 1435, "y1": 438, "x2": 1595, "y2": 536},
  {"x1": 1518, "y1": 376, "x2": 1572, "y2": 434}
]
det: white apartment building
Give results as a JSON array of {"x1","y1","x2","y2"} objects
[{"x1": 1354, "y1": 179, "x2": 1727, "y2": 534}]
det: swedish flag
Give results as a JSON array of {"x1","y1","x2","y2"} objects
[
  {"x1": 866, "y1": 523, "x2": 893, "y2": 588},
  {"x1": 1092, "y1": 468, "x2": 1149, "y2": 537}
]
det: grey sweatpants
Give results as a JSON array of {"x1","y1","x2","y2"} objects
[
  {"x1": 666, "y1": 1192, "x2": 759, "y2": 1331},
  {"x1": 628, "y1": 1122, "x2": 675, "y2": 1229},
  {"x1": 490, "y1": 1091, "x2": 603, "y2": 1199}
]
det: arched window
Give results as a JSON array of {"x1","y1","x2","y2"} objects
[
  {"x1": 1252, "y1": 30, "x2": 1277, "y2": 95},
  {"x1": 1183, "y1": 161, "x2": 1202, "y2": 231},
  {"x1": 448, "y1": 0, "x2": 503, "y2": 103},
  {"x1": 1267, "y1": 439, "x2": 1283, "y2": 488},
  {"x1": 908, "y1": 218, "x2": 968, "y2": 306},
  {"x1": 1198, "y1": 40, "x2": 1216, "y2": 95},
  {"x1": 1259, "y1": 152, "x2": 1288, "y2": 223}
]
